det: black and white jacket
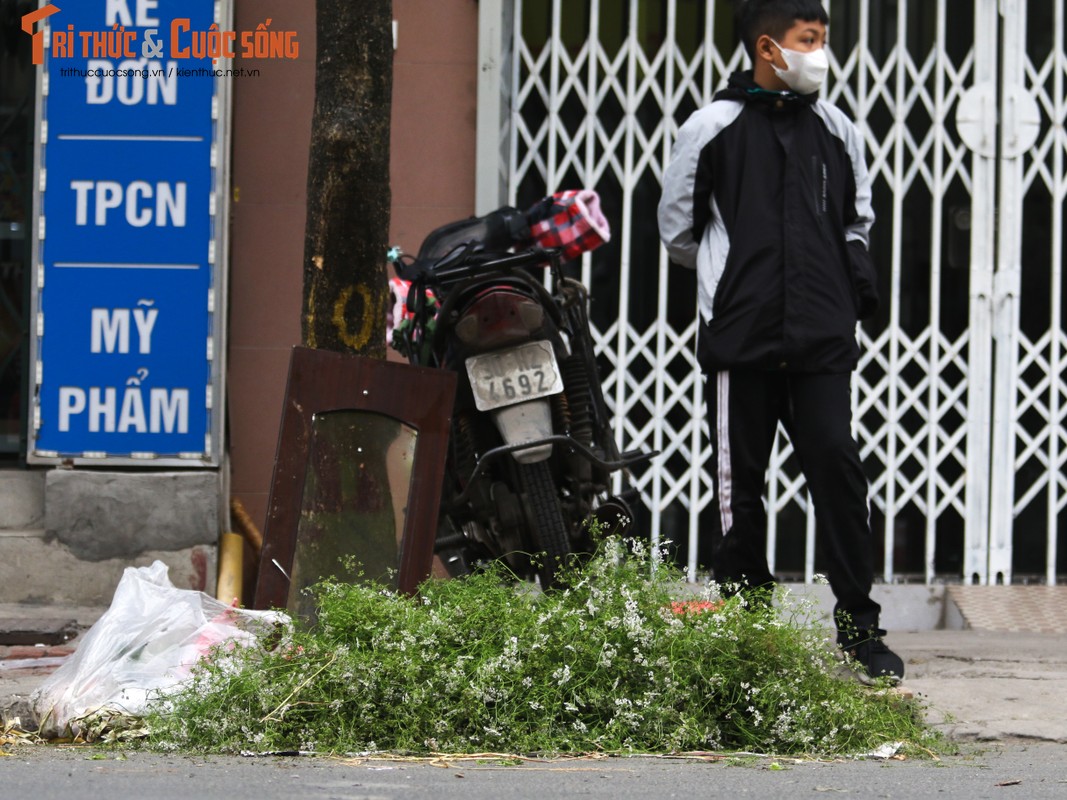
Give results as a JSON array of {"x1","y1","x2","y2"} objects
[{"x1": 658, "y1": 70, "x2": 879, "y2": 374}]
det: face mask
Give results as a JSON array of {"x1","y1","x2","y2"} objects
[{"x1": 770, "y1": 40, "x2": 828, "y2": 95}]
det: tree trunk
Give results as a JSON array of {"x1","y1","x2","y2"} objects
[{"x1": 302, "y1": 0, "x2": 393, "y2": 356}]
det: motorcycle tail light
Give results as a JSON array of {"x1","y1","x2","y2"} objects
[{"x1": 454, "y1": 290, "x2": 544, "y2": 347}]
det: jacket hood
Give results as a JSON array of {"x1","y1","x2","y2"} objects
[{"x1": 715, "y1": 70, "x2": 819, "y2": 110}]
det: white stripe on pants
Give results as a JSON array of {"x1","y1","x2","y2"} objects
[{"x1": 716, "y1": 370, "x2": 733, "y2": 535}]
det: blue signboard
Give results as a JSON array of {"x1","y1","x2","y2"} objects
[{"x1": 30, "y1": 0, "x2": 226, "y2": 464}]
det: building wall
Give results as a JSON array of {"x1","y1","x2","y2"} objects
[{"x1": 227, "y1": 0, "x2": 479, "y2": 532}]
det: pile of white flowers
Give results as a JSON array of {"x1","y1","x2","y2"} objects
[{"x1": 146, "y1": 535, "x2": 937, "y2": 757}]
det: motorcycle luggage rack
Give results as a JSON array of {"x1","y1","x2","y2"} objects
[
  {"x1": 418, "y1": 247, "x2": 560, "y2": 288},
  {"x1": 448, "y1": 435, "x2": 657, "y2": 510}
]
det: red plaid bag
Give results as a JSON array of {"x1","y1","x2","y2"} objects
[{"x1": 525, "y1": 190, "x2": 610, "y2": 261}]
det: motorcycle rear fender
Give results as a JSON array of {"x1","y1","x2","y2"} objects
[{"x1": 490, "y1": 400, "x2": 554, "y2": 464}]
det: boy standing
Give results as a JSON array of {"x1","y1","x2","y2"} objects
[{"x1": 657, "y1": 0, "x2": 904, "y2": 682}]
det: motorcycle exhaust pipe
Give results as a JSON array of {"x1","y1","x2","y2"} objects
[{"x1": 591, "y1": 494, "x2": 636, "y2": 536}]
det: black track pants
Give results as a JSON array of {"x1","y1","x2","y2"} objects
[{"x1": 708, "y1": 369, "x2": 881, "y2": 630}]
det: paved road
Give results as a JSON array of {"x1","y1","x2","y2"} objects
[{"x1": 2, "y1": 742, "x2": 1066, "y2": 799}]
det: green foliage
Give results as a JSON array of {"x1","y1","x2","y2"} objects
[{"x1": 144, "y1": 536, "x2": 939, "y2": 757}]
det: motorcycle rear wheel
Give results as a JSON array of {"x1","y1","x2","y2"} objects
[{"x1": 517, "y1": 459, "x2": 572, "y2": 590}]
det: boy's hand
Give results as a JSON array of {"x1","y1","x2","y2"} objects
[{"x1": 848, "y1": 241, "x2": 880, "y2": 319}]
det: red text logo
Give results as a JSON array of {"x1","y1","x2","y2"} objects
[{"x1": 21, "y1": 4, "x2": 61, "y2": 65}]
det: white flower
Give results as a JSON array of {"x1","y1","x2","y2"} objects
[{"x1": 552, "y1": 664, "x2": 573, "y2": 685}]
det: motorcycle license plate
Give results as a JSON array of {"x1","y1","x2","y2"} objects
[{"x1": 465, "y1": 341, "x2": 564, "y2": 412}]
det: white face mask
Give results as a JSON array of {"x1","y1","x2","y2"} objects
[{"x1": 770, "y1": 40, "x2": 828, "y2": 95}]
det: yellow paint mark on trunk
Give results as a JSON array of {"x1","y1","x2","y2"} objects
[
  {"x1": 305, "y1": 281, "x2": 317, "y2": 348},
  {"x1": 333, "y1": 284, "x2": 375, "y2": 351}
]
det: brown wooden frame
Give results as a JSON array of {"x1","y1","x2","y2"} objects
[{"x1": 253, "y1": 347, "x2": 456, "y2": 610}]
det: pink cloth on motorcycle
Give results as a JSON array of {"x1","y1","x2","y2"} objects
[
  {"x1": 527, "y1": 190, "x2": 611, "y2": 262},
  {"x1": 387, "y1": 276, "x2": 437, "y2": 343}
]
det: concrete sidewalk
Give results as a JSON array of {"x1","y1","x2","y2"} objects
[
  {"x1": 3, "y1": 603, "x2": 1066, "y2": 745},
  {"x1": 896, "y1": 629, "x2": 1067, "y2": 743}
]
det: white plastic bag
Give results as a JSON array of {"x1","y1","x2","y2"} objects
[{"x1": 32, "y1": 560, "x2": 289, "y2": 738}]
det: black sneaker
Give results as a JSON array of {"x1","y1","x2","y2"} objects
[{"x1": 839, "y1": 628, "x2": 905, "y2": 685}]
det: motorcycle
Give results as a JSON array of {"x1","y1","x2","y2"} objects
[{"x1": 388, "y1": 193, "x2": 654, "y2": 589}]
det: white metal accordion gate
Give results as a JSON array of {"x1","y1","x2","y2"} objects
[{"x1": 476, "y1": 0, "x2": 1067, "y2": 585}]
